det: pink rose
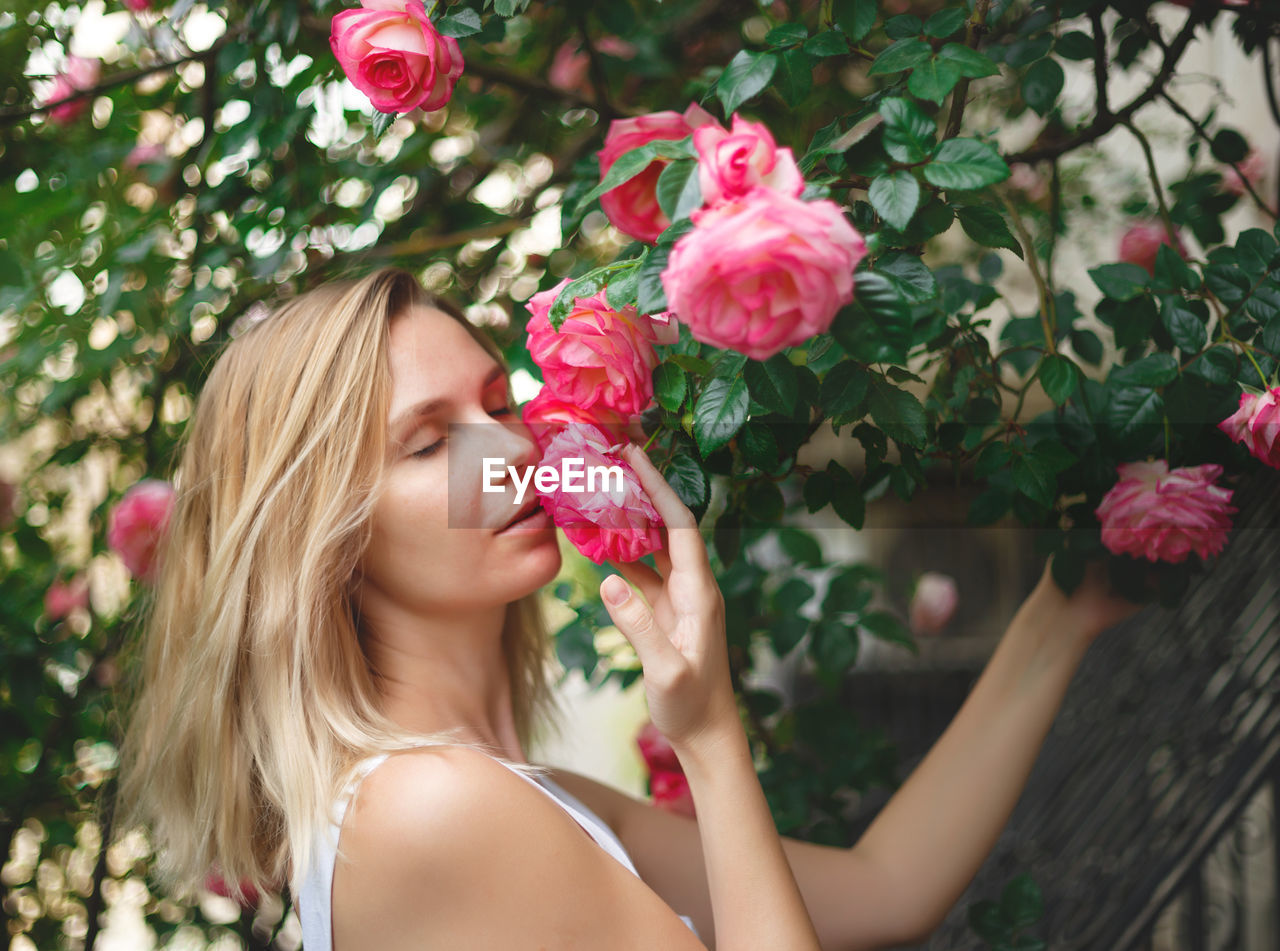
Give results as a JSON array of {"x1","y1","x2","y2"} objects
[
  {"x1": 108, "y1": 479, "x2": 175, "y2": 582},
  {"x1": 1094, "y1": 459, "x2": 1237, "y2": 564},
  {"x1": 525, "y1": 277, "x2": 679, "y2": 418},
  {"x1": 636, "y1": 720, "x2": 681, "y2": 773},
  {"x1": 534, "y1": 425, "x2": 663, "y2": 565},
  {"x1": 122, "y1": 0, "x2": 152, "y2": 10},
  {"x1": 597, "y1": 102, "x2": 719, "y2": 244},
  {"x1": 1222, "y1": 148, "x2": 1267, "y2": 197},
  {"x1": 650, "y1": 769, "x2": 696, "y2": 818},
  {"x1": 205, "y1": 870, "x2": 261, "y2": 909},
  {"x1": 1217, "y1": 385, "x2": 1280, "y2": 468},
  {"x1": 329, "y1": 0, "x2": 464, "y2": 114},
  {"x1": 1118, "y1": 221, "x2": 1187, "y2": 276},
  {"x1": 44, "y1": 574, "x2": 90, "y2": 621},
  {"x1": 661, "y1": 187, "x2": 867, "y2": 360},
  {"x1": 908, "y1": 571, "x2": 958, "y2": 636},
  {"x1": 693, "y1": 113, "x2": 804, "y2": 208},
  {"x1": 548, "y1": 36, "x2": 636, "y2": 96},
  {"x1": 520, "y1": 388, "x2": 629, "y2": 455},
  {"x1": 35, "y1": 56, "x2": 101, "y2": 125}
]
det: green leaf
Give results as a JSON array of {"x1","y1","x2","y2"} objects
[
  {"x1": 1153, "y1": 243, "x2": 1199, "y2": 291},
  {"x1": 1211, "y1": 128, "x2": 1249, "y2": 164},
  {"x1": 1039, "y1": 354, "x2": 1079, "y2": 405},
  {"x1": 820, "y1": 361, "x2": 870, "y2": 425},
  {"x1": 1054, "y1": 31, "x2": 1094, "y2": 60},
  {"x1": 1160, "y1": 297, "x2": 1207, "y2": 353},
  {"x1": 868, "y1": 171, "x2": 921, "y2": 231},
  {"x1": 879, "y1": 97, "x2": 937, "y2": 163},
  {"x1": 493, "y1": 0, "x2": 531, "y2": 14},
  {"x1": 745, "y1": 354, "x2": 800, "y2": 414},
  {"x1": 436, "y1": 8, "x2": 482, "y2": 36},
  {"x1": 907, "y1": 56, "x2": 964, "y2": 104},
  {"x1": 835, "y1": 272, "x2": 913, "y2": 364},
  {"x1": 803, "y1": 30, "x2": 849, "y2": 57},
  {"x1": 1185, "y1": 346, "x2": 1236, "y2": 386},
  {"x1": 833, "y1": 0, "x2": 877, "y2": 43},
  {"x1": 1108, "y1": 353, "x2": 1179, "y2": 388},
  {"x1": 859, "y1": 609, "x2": 917, "y2": 652},
  {"x1": 662, "y1": 449, "x2": 710, "y2": 517},
  {"x1": 876, "y1": 251, "x2": 937, "y2": 302},
  {"x1": 1089, "y1": 262, "x2": 1150, "y2": 301},
  {"x1": 371, "y1": 110, "x2": 398, "y2": 141},
  {"x1": 604, "y1": 261, "x2": 641, "y2": 310},
  {"x1": 693, "y1": 377, "x2": 750, "y2": 455},
  {"x1": 937, "y1": 42, "x2": 999, "y2": 78},
  {"x1": 716, "y1": 49, "x2": 779, "y2": 115},
  {"x1": 1000, "y1": 874, "x2": 1045, "y2": 930},
  {"x1": 776, "y1": 47, "x2": 815, "y2": 106},
  {"x1": 1022, "y1": 57, "x2": 1064, "y2": 116},
  {"x1": 968, "y1": 900, "x2": 1009, "y2": 944},
  {"x1": 765, "y1": 23, "x2": 808, "y2": 47},
  {"x1": 555, "y1": 619, "x2": 599, "y2": 675},
  {"x1": 655, "y1": 159, "x2": 700, "y2": 223},
  {"x1": 810, "y1": 618, "x2": 859, "y2": 677},
  {"x1": 652, "y1": 362, "x2": 687, "y2": 412},
  {"x1": 670, "y1": 354, "x2": 714, "y2": 376},
  {"x1": 956, "y1": 205, "x2": 1023, "y2": 257},
  {"x1": 923, "y1": 7, "x2": 968, "y2": 38},
  {"x1": 1106, "y1": 387, "x2": 1165, "y2": 445},
  {"x1": 924, "y1": 138, "x2": 1010, "y2": 190},
  {"x1": 740, "y1": 420, "x2": 780, "y2": 470},
  {"x1": 636, "y1": 244, "x2": 674, "y2": 314},
  {"x1": 866, "y1": 378, "x2": 927, "y2": 448},
  {"x1": 573, "y1": 138, "x2": 694, "y2": 218},
  {"x1": 1012, "y1": 452, "x2": 1056, "y2": 507},
  {"x1": 868, "y1": 38, "x2": 933, "y2": 75}
]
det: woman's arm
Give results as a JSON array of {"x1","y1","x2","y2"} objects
[{"x1": 601, "y1": 441, "x2": 822, "y2": 951}]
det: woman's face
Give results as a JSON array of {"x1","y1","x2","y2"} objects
[{"x1": 357, "y1": 304, "x2": 562, "y2": 616}]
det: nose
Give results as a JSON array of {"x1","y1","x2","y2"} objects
[{"x1": 474, "y1": 411, "x2": 540, "y2": 484}]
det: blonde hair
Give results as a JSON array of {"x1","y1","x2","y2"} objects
[{"x1": 113, "y1": 266, "x2": 566, "y2": 905}]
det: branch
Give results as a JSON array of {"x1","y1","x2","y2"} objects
[
  {"x1": 1123, "y1": 118, "x2": 1177, "y2": 242},
  {"x1": 942, "y1": 0, "x2": 993, "y2": 140},
  {"x1": 1159, "y1": 90, "x2": 1280, "y2": 219},
  {"x1": 1006, "y1": 9, "x2": 1204, "y2": 165},
  {"x1": 998, "y1": 189, "x2": 1056, "y2": 356},
  {"x1": 1088, "y1": 7, "x2": 1110, "y2": 122},
  {"x1": 0, "y1": 30, "x2": 247, "y2": 126}
]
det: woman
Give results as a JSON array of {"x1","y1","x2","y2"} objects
[{"x1": 115, "y1": 265, "x2": 1145, "y2": 950}]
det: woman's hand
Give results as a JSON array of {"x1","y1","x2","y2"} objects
[
  {"x1": 1022, "y1": 553, "x2": 1149, "y2": 646},
  {"x1": 597, "y1": 442, "x2": 738, "y2": 757}
]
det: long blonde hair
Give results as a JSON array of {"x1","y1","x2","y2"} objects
[{"x1": 113, "y1": 266, "x2": 566, "y2": 905}]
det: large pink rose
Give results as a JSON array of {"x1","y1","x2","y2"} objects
[
  {"x1": 108, "y1": 479, "x2": 175, "y2": 582},
  {"x1": 1094, "y1": 459, "x2": 1237, "y2": 564},
  {"x1": 908, "y1": 571, "x2": 958, "y2": 636},
  {"x1": 525, "y1": 277, "x2": 679, "y2": 418},
  {"x1": 693, "y1": 113, "x2": 804, "y2": 208},
  {"x1": 597, "y1": 102, "x2": 719, "y2": 244},
  {"x1": 661, "y1": 187, "x2": 867, "y2": 360},
  {"x1": 330, "y1": 0, "x2": 464, "y2": 114},
  {"x1": 534, "y1": 425, "x2": 662, "y2": 565},
  {"x1": 44, "y1": 574, "x2": 90, "y2": 621},
  {"x1": 520, "y1": 387, "x2": 629, "y2": 455},
  {"x1": 1118, "y1": 221, "x2": 1187, "y2": 276},
  {"x1": 36, "y1": 56, "x2": 100, "y2": 125},
  {"x1": 1217, "y1": 385, "x2": 1280, "y2": 468}
]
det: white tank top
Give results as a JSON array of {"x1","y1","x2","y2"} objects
[{"x1": 297, "y1": 751, "x2": 701, "y2": 948}]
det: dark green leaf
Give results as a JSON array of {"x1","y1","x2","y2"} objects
[
  {"x1": 869, "y1": 38, "x2": 933, "y2": 75},
  {"x1": 653, "y1": 362, "x2": 687, "y2": 412},
  {"x1": 717, "y1": 49, "x2": 780, "y2": 115},
  {"x1": 937, "y1": 42, "x2": 999, "y2": 78},
  {"x1": 880, "y1": 96, "x2": 937, "y2": 163},
  {"x1": 924, "y1": 138, "x2": 1010, "y2": 190},
  {"x1": 765, "y1": 23, "x2": 809, "y2": 47},
  {"x1": 803, "y1": 30, "x2": 849, "y2": 57},
  {"x1": 866, "y1": 378, "x2": 927, "y2": 448},
  {"x1": 655, "y1": 159, "x2": 698, "y2": 222},
  {"x1": 1000, "y1": 874, "x2": 1045, "y2": 930},
  {"x1": 1089, "y1": 262, "x2": 1150, "y2": 301},
  {"x1": 924, "y1": 7, "x2": 969, "y2": 38},
  {"x1": 820, "y1": 361, "x2": 870, "y2": 424},
  {"x1": 869, "y1": 171, "x2": 922, "y2": 231},
  {"x1": 859, "y1": 610, "x2": 917, "y2": 652},
  {"x1": 662, "y1": 449, "x2": 711, "y2": 518},
  {"x1": 1022, "y1": 57, "x2": 1064, "y2": 116},
  {"x1": 1054, "y1": 30, "x2": 1094, "y2": 60},
  {"x1": 1039, "y1": 354, "x2": 1079, "y2": 405},
  {"x1": 956, "y1": 205, "x2": 1023, "y2": 257},
  {"x1": 740, "y1": 420, "x2": 780, "y2": 470},
  {"x1": 907, "y1": 57, "x2": 964, "y2": 104},
  {"x1": 1160, "y1": 297, "x2": 1207, "y2": 353},
  {"x1": 1211, "y1": 128, "x2": 1249, "y2": 164},
  {"x1": 1012, "y1": 452, "x2": 1056, "y2": 507},
  {"x1": 876, "y1": 252, "x2": 938, "y2": 302},
  {"x1": 1107, "y1": 353, "x2": 1179, "y2": 388},
  {"x1": 968, "y1": 900, "x2": 1009, "y2": 944},
  {"x1": 745, "y1": 354, "x2": 800, "y2": 414},
  {"x1": 776, "y1": 47, "x2": 816, "y2": 106},
  {"x1": 436, "y1": 8, "x2": 482, "y2": 36},
  {"x1": 833, "y1": 0, "x2": 877, "y2": 43},
  {"x1": 693, "y1": 377, "x2": 750, "y2": 455}
]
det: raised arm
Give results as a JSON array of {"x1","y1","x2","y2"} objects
[{"x1": 600, "y1": 440, "x2": 822, "y2": 951}]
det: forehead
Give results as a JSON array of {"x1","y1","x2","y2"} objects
[{"x1": 386, "y1": 305, "x2": 503, "y2": 415}]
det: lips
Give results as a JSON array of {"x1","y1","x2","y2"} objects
[{"x1": 498, "y1": 498, "x2": 542, "y2": 532}]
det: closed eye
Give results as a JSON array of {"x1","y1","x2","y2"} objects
[{"x1": 412, "y1": 406, "x2": 513, "y2": 459}]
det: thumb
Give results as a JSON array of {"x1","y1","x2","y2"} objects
[{"x1": 600, "y1": 575, "x2": 681, "y2": 678}]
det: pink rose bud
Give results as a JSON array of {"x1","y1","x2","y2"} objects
[
  {"x1": 661, "y1": 187, "x2": 867, "y2": 360},
  {"x1": 525, "y1": 278, "x2": 679, "y2": 418},
  {"x1": 1094, "y1": 459, "x2": 1237, "y2": 564},
  {"x1": 107, "y1": 479, "x2": 175, "y2": 583},
  {"x1": 597, "y1": 102, "x2": 720, "y2": 244},
  {"x1": 44, "y1": 573, "x2": 90, "y2": 621},
  {"x1": 636, "y1": 720, "x2": 681, "y2": 773},
  {"x1": 650, "y1": 769, "x2": 696, "y2": 818},
  {"x1": 908, "y1": 571, "x2": 958, "y2": 636},
  {"x1": 1118, "y1": 221, "x2": 1186, "y2": 276},
  {"x1": 692, "y1": 113, "x2": 805, "y2": 208},
  {"x1": 1217, "y1": 385, "x2": 1280, "y2": 468},
  {"x1": 329, "y1": 0, "x2": 465, "y2": 114},
  {"x1": 520, "y1": 388, "x2": 629, "y2": 456},
  {"x1": 535, "y1": 425, "x2": 663, "y2": 565},
  {"x1": 1222, "y1": 148, "x2": 1267, "y2": 197},
  {"x1": 35, "y1": 55, "x2": 101, "y2": 125}
]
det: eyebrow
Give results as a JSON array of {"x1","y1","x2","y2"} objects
[{"x1": 390, "y1": 362, "x2": 507, "y2": 439}]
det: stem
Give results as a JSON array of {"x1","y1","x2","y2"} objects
[
  {"x1": 641, "y1": 427, "x2": 661, "y2": 453},
  {"x1": 942, "y1": 0, "x2": 993, "y2": 140},
  {"x1": 998, "y1": 191, "x2": 1057, "y2": 354},
  {"x1": 1123, "y1": 119, "x2": 1177, "y2": 243}
]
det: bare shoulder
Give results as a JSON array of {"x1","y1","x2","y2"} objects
[{"x1": 330, "y1": 746, "x2": 706, "y2": 951}]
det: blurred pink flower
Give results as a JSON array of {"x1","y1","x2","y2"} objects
[
  {"x1": 1118, "y1": 221, "x2": 1186, "y2": 276},
  {"x1": 35, "y1": 55, "x2": 101, "y2": 125},
  {"x1": 650, "y1": 769, "x2": 696, "y2": 818},
  {"x1": 1217, "y1": 385, "x2": 1280, "y2": 469},
  {"x1": 534, "y1": 425, "x2": 662, "y2": 565},
  {"x1": 636, "y1": 719, "x2": 681, "y2": 773},
  {"x1": 44, "y1": 574, "x2": 90, "y2": 621},
  {"x1": 1095, "y1": 459, "x2": 1237, "y2": 564},
  {"x1": 107, "y1": 479, "x2": 175, "y2": 582},
  {"x1": 908, "y1": 571, "x2": 958, "y2": 636},
  {"x1": 1222, "y1": 148, "x2": 1267, "y2": 198},
  {"x1": 122, "y1": 0, "x2": 152, "y2": 10},
  {"x1": 124, "y1": 141, "x2": 167, "y2": 170},
  {"x1": 548, "y1": 35, "x2": 637, "y2": 95}
]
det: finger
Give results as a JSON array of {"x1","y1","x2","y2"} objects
[
  {"x1": 599, "y1": 574, "x2": 682, "y2": 678},
  {"x1": 612, "y1": 558, "x2": 664, "y2": 607},
  {"x1": 620, "y1": 444, "x2": 710, "y2": 577},
  {"x1": 651, "y1": 543, "x2": 672, "y2": 579}
]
